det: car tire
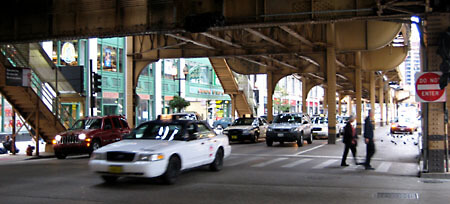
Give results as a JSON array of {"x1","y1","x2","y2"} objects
[
  {"x1": 251, "y1": 132, "x2": 259, "y2": 143},
  {"x1": 297, "y1": 135, "x2": 304, "y2": 147},
  {"x1": 101, "y1": 175, "x2": 118, "y2": 183},
  {"x1": 55, "y1": 152, "x2": 66, "y2": 159},
  {"x1": 306, "y1": 133, "x2": 313, "y2": 144},
  {"x1": 209, "y1": 148, "x2": 224, "y2": 171},
  {"x1": 162, "y1": 156, "x2": 181, "y2": 185},
  {"x1": 92, "y1": 140, "x2": 101, "y2": 151},
  {"x1": 266, "y1": 139, "x2": 273, "y2": 146},
  {"x1": 279, "y1": 141, "x2": 284, "y2": 145}
]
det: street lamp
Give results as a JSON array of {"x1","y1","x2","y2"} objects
[{"x1": 174, "y1": 65, "x2": 189, "y2": 96}]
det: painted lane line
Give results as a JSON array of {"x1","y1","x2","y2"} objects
[
  {"x1": 312, "y1": 159, "x2": 338, "y2": 169},
  {"x1": 281, "y1": 158, "x2": 312, "y2": 168},
  {"x1": 294, "y1": 139, "x2": 342, "y2": 155},
  {"x1": 375, "y1": 162, "x2": 392, "y2": 173},
  {"x1": 226, "y1": 157, "x2": 260, "y2": 167},
  {"x1": 251, "y1": 158, "x2": 288, "y2": 168},
  {"x1": 343, "y1": 164, "x2": 360, "y2": 171}
]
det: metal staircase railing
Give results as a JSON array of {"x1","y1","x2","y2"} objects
[
  {"x1": 233, "y1": 72, "x2": 256, "y2": 115},
  {"x1": 0, "y1": 44, "x2": 76, "y2": 128}
]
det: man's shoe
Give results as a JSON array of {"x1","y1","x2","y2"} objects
[{"x1": 341, "y1": 163, "x2": 349, "y2": 167}]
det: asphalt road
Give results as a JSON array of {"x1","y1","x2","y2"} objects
[{"x1": 1, "y1": 126, "x2": 449, "y2": 204}]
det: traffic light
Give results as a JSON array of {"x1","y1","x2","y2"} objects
[{"x1": 92, "y1": 73, "x2": 102, "y2": 93}]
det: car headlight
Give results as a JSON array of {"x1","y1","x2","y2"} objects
[
  {"x1": 138, "y1": 153, "x2": 165, "y2": 161},
  {"x1": 267, "y1": 127, "x2": 273, "y2": 132},
  {"x1": 78, "y1": 133, "x2": 87, "y2": 140},
  {"x1": 91, "y1": 152, "x2": 106, "y2": 160},
  {"x1": 290, "y1": 128, "x2": 297, "y2": 132},
  {"x1": 243, "y1": 129, "x2": 251, "y2": 134},
  {"x1": 55, "y1": 135, "x2": 62, "y2": 142}
]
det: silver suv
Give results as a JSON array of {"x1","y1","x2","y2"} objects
[{"x1": 266, "y1": 113, "x2": 313, "y2": 147}]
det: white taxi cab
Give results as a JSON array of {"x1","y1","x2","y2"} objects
[{"x1": 89, "y1": 115, "x2": 231, "y2": 184}]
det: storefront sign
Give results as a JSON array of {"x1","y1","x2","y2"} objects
[
  {"x1": 61, "y1": 42, "x2": 76, "y2": 64},
  {"x1": 102, "y1": 92, "x2": 119, "y2": 99},
  {"x1": 5, "y1": 67, "x2": 31, "y2": 87},
  {"x1": 190, "y1": 87, "x2": 224, "y2": 96},
  {"x1": 138, "y1": 94, "x2": 150, "y2": 100}
]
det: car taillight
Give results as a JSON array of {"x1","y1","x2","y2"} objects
[{"x1": 391, "y1": 124, "x2": 397, "y2": 128}]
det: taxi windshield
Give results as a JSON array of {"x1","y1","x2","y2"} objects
[
  {"x1": 232, "y1": 118, "x2": 255, "y2": 126},
  {"x1": 124, "y1": 123, "x2": 184, "y2": 141},
  {"x1": 69, "y1": 119, "x2": 102, "y2": 130},
  {"x1": 273, "y1": 114, "x2": 302, "y2": 124}
]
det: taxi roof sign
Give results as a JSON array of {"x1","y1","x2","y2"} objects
[{"x1": 158, "y1": 114, "x2": 173, "y2": 120}]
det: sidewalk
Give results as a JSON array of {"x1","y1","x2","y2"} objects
[{"x1": 0, "y1": 152, "x2": 55, "y2": 165}]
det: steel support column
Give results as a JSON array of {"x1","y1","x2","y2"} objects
[
  {"x1": 327, "y1": 23, "x2": 337, "y2": 144},
  {"x1": 267, "y1": 72, "x2": 274, "y2": 122},
  {"x1": 385, "y1": 88, "x2": 390, "y2": 125},
  {"x1": 348, "y1": 96, "x2": 353, "y2": 116},
  {"x1": 231, "y1": 94, "x2": 236, "y2": 120},
  {"x1": 370, "y1": 72, "x2": 376, "y2": 127},
  {"x1": 302, "y1": 78, "x2": 308, "y2": 114},
  {"x1": 338, "y1": 94, "x2": 342, "y2": 116},
  {"x1": 379, "y1": 79, "x2": 384, "y2": 127},
  {"x1": 125, "y1": 37, "x2": 135, "y2": 128},
  {"x1": 355, "y1": 52, "x2": 363, "y2": 134}
]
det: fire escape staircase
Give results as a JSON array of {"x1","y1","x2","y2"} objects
[
  {"x1": 209, "y1": 58, "x2": 254, "y2": 117},
  {"x1": 0, "y1": 43, "x2": 78, "y2": 143}
]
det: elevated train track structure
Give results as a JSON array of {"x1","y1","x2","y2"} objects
[{"x1": 0, "y1": 0, "x2": 448, "y2": 173}]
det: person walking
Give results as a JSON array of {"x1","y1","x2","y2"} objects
[
  {"x1": 363, "y1": 110, "x2": 375, "y2": 170},
  {"x1": 341, "y1": 115, "x2": 358, "y2": 166}
]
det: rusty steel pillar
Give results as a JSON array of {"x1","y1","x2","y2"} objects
[
  {"x1": 370, "y1": 72, "x2": 376, "y2": 128},
  {"x1": 355, "y1": 52, "x2": 363, "y2": 135},
  {"x1": 338, "y1": 93, "x2": 342, "y2": 116},
  {"x1": 379, "y1": 79, "x2": 384, "y2": 127},
  {"x1": 326, "y1": 23, "x2": 337, "y2": 144},
  {"x1": 302, "y1": 78, "x2": 308, "y2": 114},
  {"x1": 267, "y1": 72, "x2": 274, "y2": 122}
]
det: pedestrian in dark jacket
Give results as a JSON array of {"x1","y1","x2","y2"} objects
[
  {"x1": 341, "y1": 115, "x2": 358, "y2": 166},
  {"x1": 363, "y1": 110, "x2": 375, "y2": 170}
]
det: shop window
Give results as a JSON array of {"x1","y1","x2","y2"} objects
[
  {"x1": 189, "y1": 66, "x2": 211, "y2": 85},
  {"x1": 103, "y1": 46, "x2": 117, "y2": 72},
  {"x1": 58, "y1": 40, "x2": 79, "y2": 66}
]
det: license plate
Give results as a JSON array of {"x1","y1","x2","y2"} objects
[
  {"x1": 231, "y1": 135, "x2": 238, "y2": 139},
  {"x1": 108, "y1": 165, "x2": 123, "y2": 174},
  {"x1": 277, "y1": 133, "x2": 284, "y2": 137}
]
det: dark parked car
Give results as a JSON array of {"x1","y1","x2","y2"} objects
[
  {"x1": 212, "y1": 117, "x2": 232, "y2": 129},
  {"x1": 52, "y1": 115, "x2": 131, "y2": 159},
  {"x1": 266, "y1": 113, "x2": 313, "y2": 147},
  {"x1": 223, "y1": 116, "x2": 268, "y2": 143}
]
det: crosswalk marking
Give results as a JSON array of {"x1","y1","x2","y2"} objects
[
  {"x1": 375, "y1": 162, "x2": 392, "y2": 173},
  {"x1": 252, "y1": 158, "x2": 288, "y2": 168},
  {"x1": 226, "y1": 157, "x2": 260, "y2": 167},
  {"x1": 312, "y1": 159, "x2": 338, "y2": 169},
  {"x1": 343, "y1": 164, "x2": 360, "y2": 171},
  {"x1": 281, "y1": 158, "x2": 312, "y2": 168}
]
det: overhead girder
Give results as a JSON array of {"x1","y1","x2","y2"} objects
[
  {"x1": 335, "y1": 21, "x2": 404, "y2": 51},
  {"x1": 0, "y1": 0, "x2": 425, "y2": 43},
  {"x1": 362, "y1": 46, "x2": 409, "y2": 71}
]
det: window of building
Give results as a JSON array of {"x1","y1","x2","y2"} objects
[
  {"x1": 56, "y1": 40, "x2": 79, "y2": 66},
  {"x1": 102, "y1": 46, "x2": 117, "y2": 72}
]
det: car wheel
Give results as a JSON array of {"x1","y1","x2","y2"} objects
[
  {"x1": 55, "y1": 152, "x2": 66, "y2": 159},
  {"x1": 209, "y1": 148, "x2": 224, "y2": 171},
  {"x1": 251, "y1": 132, "x2": 259, "y2": 143},
  {"x1": 101, "y1": 175, "x2": 118, "y2": 183},
  {"x1": 266, "y1": 138, "x2": 273, "y2": 146},
  {"x1": 297, "y1": 135, "x2": 304, "y2": 147},
  {"x1": 92, "y1": 140, "x2": 101, "y2": 151},
  {"x1": 306, "y1": 133, "x2": 313, "y2": 144},
  {"x1": 279, "y1": 141, "x2": 284, "y2": 145},
  {"x1": 162, "y1": 156, "x2": 181, "y2": 185}
]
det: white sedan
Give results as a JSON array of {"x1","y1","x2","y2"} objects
[{"x1": 89, "y1": 118, "x2": 231, "y2": 184}]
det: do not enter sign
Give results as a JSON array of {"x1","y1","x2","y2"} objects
[{"x1": 415, "y1": 72, "x2": 446, "y2": 102}]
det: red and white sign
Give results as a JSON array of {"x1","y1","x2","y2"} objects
[{"x1": 415, "y1": 72, "x2": 446, "y2": 102}]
